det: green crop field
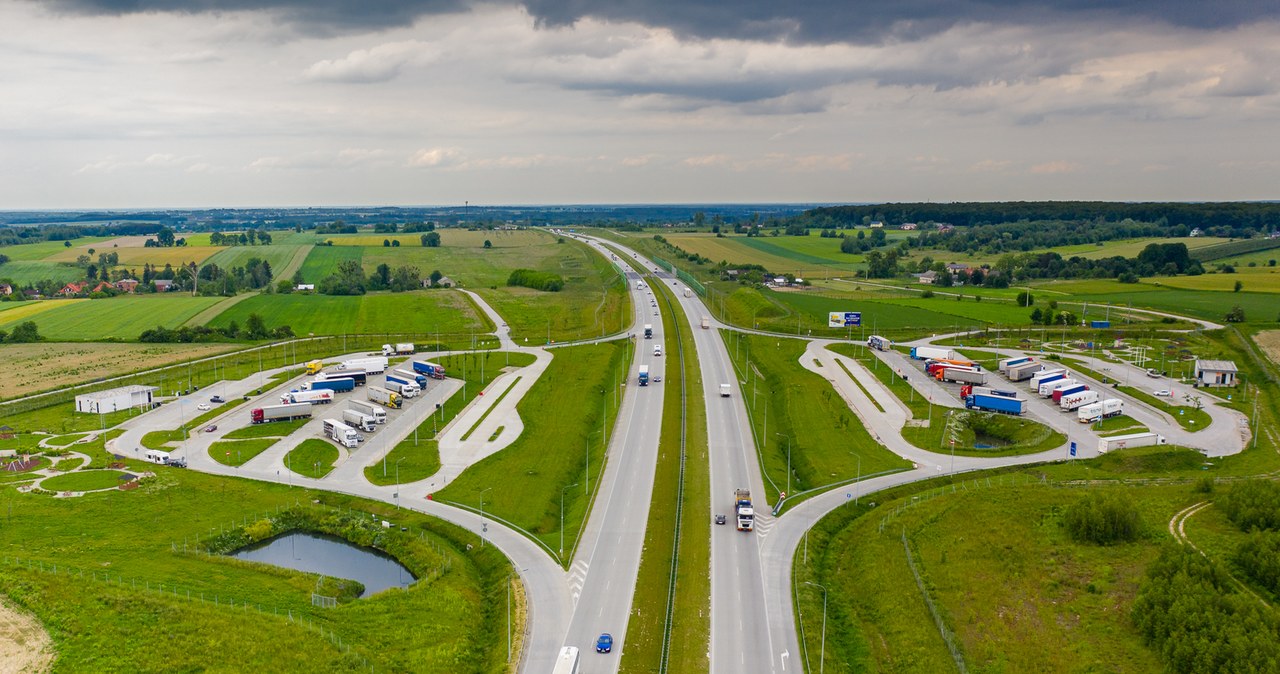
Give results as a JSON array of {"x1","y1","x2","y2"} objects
[
  {"x1": 0, "y1": 260, "x2": 84, "y2": 285},
  {"x1": 203, "y1": 245, "x2": 306, "y2": 275},
  {"x1": 1078, "y1": 289, "x2": 1279, "y2": 324},
  {"x1": 0, "y1": 238, "x2": 108, "y2": 261},
  {"x1": 204, "y1": 290, "x2": 489, "y2": 336},
  {"x1": 1143, "y1": 269, "x2": 1280, "y2": 293},
  {"x1": 0, "y1": 295, "x2": 225, "y2": 340},
  {"x1": 297, "y1": 245, "x2": 364, "y2": 284}
]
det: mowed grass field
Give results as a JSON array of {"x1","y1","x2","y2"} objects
[
  {"x1": 298, "y1": 245, "x2": 363, "y2": 283},
  {"x1": 1142, "y1": 269, "x2": 1280, "y2": 293},
  {"x1": 0, "y1": 261, "x2": 86, "y2": 285},
  {"x1": 205, "y1": 290, "x2": 490, "y2": 336},
  {"x1": 0, "y1": 295, "x2": 224, "y2": 340},
  {"x1": 204, "y1": 244, "x2": 307, "y2": 275},
  {"x1": 0, "y1": 342, "x2": 238, "y2": 399}
]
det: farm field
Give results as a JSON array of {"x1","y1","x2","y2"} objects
[
  {"x1": 49, "y1": 236, "x2": 225, "y2": 266},
  {"x1": 1216, "y1": 248, "x2": 1280, "y2": 267},
  {"x1": 1142, "y1": 268, "x2": 1280, "y2": 293},
  {"x1": 0, "y1": 237, "x2": 114, "y2": 261},
  {"x1": 0, "y1": 342, "x2": 238, "y2": 400},
  {"x1": 204, "y1": 244, "x2": 307, "y2": 275},
  {"x1": 204, "y1": 290, "x2": 490, "y2": 337},
  {"x1": 297, "y1": 245, "x2": 363, "y2": 284},
  {"x1": 0, "y1": 295, "x2": 225, "y2": 340},
  {"x1": 0, "y1": 260, "x2": 84, "y2": 285},
  {"x1": 1072, "y1": 289, "x2": 1278, "y2": 324}
]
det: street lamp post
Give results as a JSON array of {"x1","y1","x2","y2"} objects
[
  {"x1": 560, "y1": 482, "x2": 580, "y2": 559},
  {"x1": 853, "y1": 452, "x2": 861, "y2": 504},
  {"x1": 479, "y1": 487, "x2": 493, "y2": 547},
  {"x1": 394, "y1": 457, "x2": 407, "y2": 509},
  {"x1": 804, "y1": 581, "x2": 828, "y2": 674},
  {"x1": 776, "y1": 433, "x2": 792, "y2": 496}
]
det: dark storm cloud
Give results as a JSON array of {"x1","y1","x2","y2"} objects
[{"x1": 36, "y1": 0, "x2": 1280, "y2": 40}]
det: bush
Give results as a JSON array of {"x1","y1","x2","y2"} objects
[
  {"x1": 1218, "y1": 480, "x2": 1280, "y2": 532},
  {"x1": 1064, "y1": 491, "x2": 1143, "y2": 545},
  {"x1": 506, "y1": 269, "x2": 564, "y2": 292},
  {"x1": 1233, "y1": 530, "x2": 1280, "y2": 596},
  {"x1": 1225, "y1": 305, "x2": 1246, "y2": 322},
  {"x1": 921, "y1": 289, "x2": 934, "y2": 298}
]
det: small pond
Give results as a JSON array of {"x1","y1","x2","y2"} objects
[{"x1": 229, "y1": 532, "x2": 415, "y2": 598}]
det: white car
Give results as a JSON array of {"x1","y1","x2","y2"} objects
[
  {"x1": 197, "y1": 403, "x2": 210, "y2": 410},
  {"x1": 1153, "y1": 389, "x2": 1172, "y2": 397}
]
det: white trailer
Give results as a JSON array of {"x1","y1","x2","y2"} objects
[
  {"x1": 938, "y1": 367, "x2": 987, "y2": 385},
  {"x1": 349, "y1": 399, "x2": 387, "y2": 424},
  {"x1": 322, "y1": 419, "x2": 359, "y2": 448},
  {"x1": 380, "y1": 343, "x2": 415, "y2": 356},
  {"x1": 1102, "y1": 398, "x2": 1124, "y2": 418},
  {"x1": 910, "y1": 346, "x2": 956, "y2": 361},
  {"x1": 281, "y1": 389, "x2": 334, "y2": 405},
  {"x1": 341, "y1": 409, "x2": 377, "y2": 433},
  {"x1": 701, "y1": 316, "x2": 710, "y2": 329},
  {"x1": 1060, "y1": 389, "x2": 1100, "y2": 411},
  {"x1": 144, "y1": 449, "x2": 171, "y2": 464},
  {"x1": 1040, "y1": 378, "x2": 1080, "y2": 397},
  {"x1": 1077, "y1": 402, "x2": 1106, "y2": 423},
  {"x1": 367, "y1": 385, "x2": 401, "y2": 409},
  {"x1": 867, "y1": 335, "x2": 892, "y2": 351},
  {"x1": 339, "y1": 357, "x2": 388, "y2": 374},
  {"x1": 1098, "y1": 432, "x2": 1167, "y2": 453},
  {"x1": 1028, "y1": 368, "x2": 1067, "y2": 391},
  {"x1": 720, "y1": 383, "x2": 731, "y2": 397},
  {"x1": 684, "y1": 287, "x2": 693, "y2": 298},
  {"x1": 1007, "y1": 361, "x2": 1045, "y2": 381}
]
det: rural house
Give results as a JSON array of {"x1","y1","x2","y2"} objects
[
  {"x1": 0, "y1": 283, "x2": 11, "y2": 296},
  {"x1": 57, "y1": 281, "x2": 87, "y2": 297},
  {"x1": 153, "y1": 279, "x2": 174, "y2": 292},
  {"x1": 114, "y1": 279, "x2": 139, "y2": 293},
  {"x1": 1194, "y1": 360, "x2": 1238, "y2": 387},
  {"x1": 914, "y1": 270, "x2": 938, "y2": 284}
]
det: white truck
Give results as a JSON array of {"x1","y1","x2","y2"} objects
[
  {"x1": 1059, "y1": 389, "x2": 1100, "y2": 411},
  {"x1": 734, "y1": 488, "x2": 754, "y2": 531},
  {"x1": 643, "y1": 323, "x2": 653, "y2": 339},
  {"x1": 339, "y1": 356, "x2": 388, "y2": 374},
  {"x1": 1028, "y1": 368, "x2": 1067, "y2": 391},
  {"x1": 322, "y1": 419, "x2": 360, "y2": 448},
  {"x1": 367, "y1": 385, "x2": 402, "y2": 409},
  {"x1": 867, "y1": 335, "x2": 892, "y2": 351},
  {"x1": 1040, "y1": 378, "x2": 1080, "y2": 398},
  {"x1": 1098, "y1": 432, "x2": 1166, "y2": 453},
  {"x1": 684, "y1": 287, "x2": 693, "y2": 298},
  {"x1": 1007, "y1": 361, "x2": 1045, "y2": 382},
  {"x1": 701, "y1": 316, "x2": 710, "y2": 329},
  {"x1": 385, "y1": 373, "x2": 420, "y2": 398},
  {"x1": 281, "y1": 389, "x2": 334, "y2": 405},
  {"x1": 349, "y1": 399, "x2": 387, "y2": 424},
  {"x1": 1078, "y1": 398, "x2": 1125, "y2": 423},
  {"x1": 381, "y1": 343, "x2": 415, "y2": 356},
  {"x1": 720, "y1": 383, "x2": 731, "y2": 397},
  {"x1": 341, "y1": 409, "x2": 377, "y2": 433}
]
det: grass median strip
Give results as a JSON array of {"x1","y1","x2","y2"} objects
[
  {"x1": 459, "y1": 376, "x2": 521, "y2": 442},
  {"x1": 210, "y1": 439, "x2": 277, "y2": 467},
  {"x1": 833, "y1": 358, "x2": 886, "y2": 413},
  {"x1": 284, "y1": 439, "x2": 340, "y2": 478},
  {"x1": 621, "y1": 274, "x2": 710, "y2": 673}
]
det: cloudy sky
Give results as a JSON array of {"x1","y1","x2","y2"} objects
[{"x1": 2, "y1": 0, "x2": 1278, "y2": 208}]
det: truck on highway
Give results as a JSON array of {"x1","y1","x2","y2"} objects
[
  {"x1": 936, "y1": 366, "x2": 987, "y2": 385},
  {"x1": 1059, "y1": 389, "x2": 1099, "y2": 411},
  {"x1": 734, "y1": 489, "x2": 755, "y2": 531},
  {"x1": 1098, "y1": 432, "x2": 1166, "y2": 453},
  {"x1": 552, "y1": 647, "x2": 580, "y2": 674},
  {"x1": 867, "y1": 335, "x2": 892, "y2": 351},
  {"x1": 349, "y1": 399, "x2": 387, "y2": 424},
  {"x1": 305, "y1": 360, "x2": 324, "y2": 375},
  {"x1": 280, "y1": 389, "x2": 334, "y2": 405},
  {"x1": 1007, "y1": 361, "x2": 1045, "y2": 381},
  {"x1": 367, "y1": 386, "x2": 401, "y2": 409},
  {"x1": 910, "y1": 346, "x2": 956, "y2": 361},
  {"x1": 638, "y1": 364, "x2": 649, "y2": 386},
  {"x1": 999, "y1": 356, "x2": 1033, "y2": 373},
  {"x1": 643, "y1": 324, "x2": 653, "y2": 339},
  {"x1": 322, "y1": 419, "x2": 359, "y2": 448},
  {"x1": 385, "y1": 373, "x2": 420, "y2": 397},
  {"x1": 701, "y1": 316, "x2": 710, "y2": 329},
  {"x1": 392, "y1": 367, "x2": 428, "y2": 388},
  {"x1": 1052, "y1": 384, "x2": 1089, "y2": 404},
  {"x1": 720, "y1": 383, "x2": 731, "y2": 397},
  {"x1": 964, "y1": 391, "x2": 1027, "y2": 415},
  {"x1": 1078, "y1": 398, "x2": 1125, "y2": 423},
  {"x1": 411, "y1": 360, "x2": 447, "y2": 380},
  {"x1": 684, "y1": 287, "x2": 693, "y2": 298},
  {"x1": 1028, "y1": 368, "x2": 1067, "y2": 391},
  {"x1": 341, "y1": 409, "x2": 377, "y2": 433},
  {"x1": 1040, "y1": 378, "x2": 1080, "y2": 397},
  {"x1": 381, "y1": 342, "x2": 415, "y2": 356},
  {"x1": 305, "y1": 378, "x2": 356, "y2": 394},
  {"x1": 338, "y1": 357, "x2": 388, "y2": 374},
  {"x1": 316, "y1": 370, "x2": 366, "y2": 387},
  {"x1": 635, "y1": 280, "x2": 645, "y2": 289},
  {"x1": 252, "y1": 403, "x2": 314, "y2": 424}
]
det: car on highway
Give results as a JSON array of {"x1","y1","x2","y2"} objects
[
  {"x1": 1154, "y1": 389, "x2": 1172, "y2": 397},
  {"x1": 197, "y1": 403, "x2": 210, "y2": 410},
  {"x1": 203, "y1": 424, "x2": 217, "y2": 433},
  {"x1": 210, "y1": 395, "x2": 224, "y2": 403},
  {"x1": 715, "y1": 514, "x2": 726, "y2": 525},
  {"x1": 1146, "y1": 369, "x2": 1161, "y2": 378},
  {"x1": 595, "y1": 633, "x2": 613, "y2": 653}
]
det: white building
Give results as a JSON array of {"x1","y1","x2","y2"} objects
[
  {"x1": 75, "y1": 385, "x2": 158, "y2": 414},
  {"x1": 1194, "y1": 360, "x2": 1238, "y2": 387}
]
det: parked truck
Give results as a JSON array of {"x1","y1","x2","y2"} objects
[
  {"x1": 381, "y1": 343, "x2": 415, "y2": 356},
  {"x1": 392, "y1": 367, "x2": 428, "y2": 388},
  {"x1": 961, "y1": 384, "x2": 1020, "y2": 399},
  {"x1": 867, "y1": 335, "x2": 892, "y2": 351},
  {"x1": 1052, "y1": 384, "x2": 1089, "y2": 404},
  {"x1": 734, "y1": 489, "x2": 754, "y2": 531},
  {"x1": 341, "y1": 409, "x2": 377, "y2": 433},
  {"x1": 910, "y1": 346, "x2": 956, "y2": 361},
  {"x1": 1059, "y1": 390, "x2": 1100, "y2": 411},
  {"x1": 937, "y1": 367, "x2": 987, "y2": 385},
  {"x1": 701, "y1": 316, "x2": 710, "y2": 329},
  {"x1": 252, "y1": 402, "x2": 314, "y2": 424},
  {"x1": 349, "y1": 399, "x2": 387, "y2": 424},
  {"x1": 323, "y1": 419, "x2": 359, "y2": 449},
  {"x1": 385, "y1": 373, "x2": 420, "y2": 397},
  {"x1": 965, "y1": 391, "x2": 1027, "y2": 415},
  {"x1": 280, "y1": 389, "x2": 334, "y2": 405},
  {"x1": 1097, "y1": 432, "x2": 1166, "y2": 453},
  {"x1": 305, "y1": 378, "x2": 356, "y2": 394},
  {"x1": 411, "y1": 360, "x2": 447, "y2": 380},
  {"x1": 367, "y1": 386, "x2": 402, "y2": 409},
  {"x1": 338, "y1": 357, "x2": 388, "y2": 374},
  {"x1": 638, "y1": 364, "x2": 650, "y2": 386},
  {"x1": 998, "y1": 356, "x2": 1033, "y2": 373},
  {"x1": 317, "y1": 370, "x2": 366, "y2": 387},
  {"x1": 1028, "y1": 368, "x2": 1067, "y2": 391},
  {"x1": 305, "y1": 360, "x2": 325, "y2": 375},
  {"x1": 1039, "y1": 378, "x2": 1078, "y2": 397},
  {"x1": 925, "y1": 358, "x2": 977, "y2": 374},
  {"x1": 1007, "y1": 361, "x2": 1045, "y2": 381},
  {"x1": 643, "y1": 324, "x2": 653, "y2": 339}
]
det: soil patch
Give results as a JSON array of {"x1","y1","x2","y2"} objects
[{"x1": 0, "y1": 597, "x2": 54, "y2": 674}]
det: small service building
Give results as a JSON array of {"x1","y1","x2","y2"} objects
[
  {"x1": 1194, "y1": 360, "x2": 1238, "y2": 388},
  {"x1": 75, "y1": 385, "x2": 158, "y2": 414}
]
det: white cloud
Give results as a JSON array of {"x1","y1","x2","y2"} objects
[
  {"x1": 1029, "y1": 160, "x2": 1081, "y2": 174},
  {"x1": 304, "y1": 40, "x2": 435, "y2": 83},
  {"x1": 407, "y1": 147, "x2": 465, "y2": 168}
]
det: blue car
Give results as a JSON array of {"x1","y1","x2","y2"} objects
[{"x1": 595, "y1": 633, "x2": 613, "y2": 653}]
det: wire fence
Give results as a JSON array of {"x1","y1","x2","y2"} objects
[{"x1": 901, "y1": 528, "x2": 968, "y2": 674}]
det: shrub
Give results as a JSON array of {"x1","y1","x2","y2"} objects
[
  {"x1": 1233, "y1": 530, "x2": 1280, "y2": 595},
  {"x1": 506, "y1": 269, "x2": 564, "y2": 292},
  {"x1": 1064, "y1": 491, "x2": 1143, "y2": 545},
  {"x1": 1218, "y1": 480, "x2": 1280, "y2": 531}
]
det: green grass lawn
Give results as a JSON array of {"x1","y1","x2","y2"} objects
[
  {"x1": 725, "y1": 333, "x2": 911, "y2": 503},
  {"x1": 0, "y1": 260, "x2": 84, "y2": 285},
  {"x1": 141, "y1": 429, "x2": 188, "y2": 450},
  {"x1": 224, "y1": 417, "x2": 311, "y2": 439},
  {"x1": 210, "y1": 438, "x2": 278, "y2": 467},
  {"x1": 297, "y1": 245, "x2": 364, "y2": 284},
  {"x1": 0, "y1": 295, "x2": 226, "y2": 340},
  {"x1": 204, "y1": 290, "x2": 490, "y2": 337},
  {"x1": 0, "y1": 237, "x2": 115, "y2": 261},
  {"x1": 284, "y1": 438, "x2": 339, "y2": 478},
  {"x1": 365, "y1": 351, "x2": 536, "y2": 487},
  {"x1": 0, "y1": 467, "x2": 515, "y2": 672},
  {"x1": 1093, "y1": 414, "x2": 1149, "y2": 436},
  {"x1": 40, "y1": 470, "x2": 133, "y2": 492},
  {"x1": 433, "y1": 341, "x2": 630, "y2": 554},
  {"x1": 2, "y1": 404, "x2": 136, "y2": 434},
  {"x1": 1144, "y1": 269, "x2": 1280, "y2": 293}
]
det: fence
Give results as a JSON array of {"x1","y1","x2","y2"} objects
[{"x1": 901, "y1": 529, "x2": 968, "y2": 673}]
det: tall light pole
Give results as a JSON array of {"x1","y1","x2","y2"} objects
[
  {"x1": 853, "y1": 452, "x2": 861, "y2": 504},
  {"x1": 804, "y1": 581, "x2": 828, "y2": 674},
  {"x1": 479, "y1": 487, "x2": 493, "y2": 547},
  {"x1": 394, "y1": 457, "x2": 407, "y2": 509},
  {"x1": 560, "y1": 482, "x2": 579, "y2": 559},
  {"x1": 775, "y1": 433, "x2": 792, "y2": 496}
]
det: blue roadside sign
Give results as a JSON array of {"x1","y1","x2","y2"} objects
[{"x1": 1070, "y1": 441, "x2": 1077, "y2": 457}]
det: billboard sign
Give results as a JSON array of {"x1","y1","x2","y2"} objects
[{"x1": 828, "y1": 311, "x2": 862, "y2": 328}]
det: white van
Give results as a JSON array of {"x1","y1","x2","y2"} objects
[
  {"x1": 653, "y1": 345, "x2": 662, "y2": 357},
  {"x1": 720, "y1": 384, "x2": 731, "y2": 397}
]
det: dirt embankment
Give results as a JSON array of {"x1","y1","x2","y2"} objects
[
  {"x1": 0, "y1": 597, "x2": 53, "y2": 674},
  {"x1": 1255, "y1": 330, "x2": 1280, "y2": 367}
]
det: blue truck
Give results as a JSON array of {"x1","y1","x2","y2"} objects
[
  {"x1": 1090, "y1": 320, "x2": 1111, "y2": 328},
  {"x1": 385, "y1": 373, "x2": 421, "y2": 397},
  {"x1": 308, "y1": 378, "x2": 355, "y2": 393},
  {"x1": 638, "y1": 364, "x2": 649, "y2": 386},
  {"x1": 411, "y1": 360, "x2": 447, "y2": 380},
  {"x1": 392, "y1": 367, "x2": 428, "y2": 388},
  {"x1": 317, "y1": 370, "x2": 366, "y2": 387},
  {"x1": 965, "y1": 391, "x2": 1027, "y2": 415}
]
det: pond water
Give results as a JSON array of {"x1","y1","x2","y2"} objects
[{"x1": 229, "y1": 532, "x2": 415, "y2": 598}]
